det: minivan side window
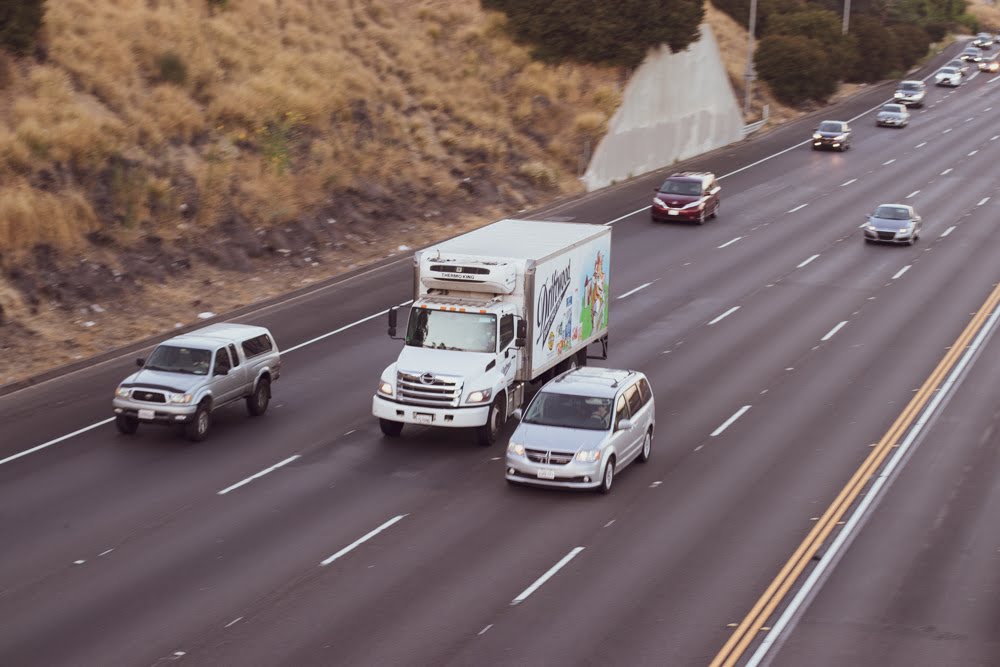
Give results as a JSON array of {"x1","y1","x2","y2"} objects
[
  {"x1": 637, "y1": 378, "x2": 652, "y2": 406},
  {"x1": 625, "y1": 384, "x2": 642, "y2": 415},
  {"x1": 242, "y1": 334, "x2": 273, "y2": 358},
  {"x1": 499, "y1": 314, "x2": 515, "y2": 350},
  {"x1": 214, "y1": 348, "x2": 232, "y2": 375},
  {"x1": 615, "y1": 395, "x2": 630, "y2": 428}
]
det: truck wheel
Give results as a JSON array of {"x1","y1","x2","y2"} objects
[
  {"x1": 115, "y1": 414, "x2": 139, "y2": 435},
  {"x1": 246, "y1": 378, "x2": 270, "y2": 416},
  {"x1": 185, "y1": 404, "x2": 211, "y2": 442},
  {"x1": 476, "y1": 395, "x2": 506, "y2": 447},
  {"x1": 379, "y1": 418, "x2": 403, "y2": 437}
]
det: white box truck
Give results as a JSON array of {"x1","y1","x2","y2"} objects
[{"x1": 372, "y1": 219, "x2": 611, "y2": 445}]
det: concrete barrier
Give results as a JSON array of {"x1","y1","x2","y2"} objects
[{"x1": 582, "y1": 24, "x2": 744, "y2": 191}]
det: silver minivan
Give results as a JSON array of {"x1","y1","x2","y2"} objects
[{"x1": 505, "y1": 367, "x2": 655, "y2": 493}]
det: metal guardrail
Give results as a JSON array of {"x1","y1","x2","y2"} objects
[{"x1": 742, "y1": 104, "x2": 770, "y2": 138}]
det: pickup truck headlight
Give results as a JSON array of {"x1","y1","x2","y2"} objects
[
  {"x1": 169, "y1": 393, "x2": 194, "y2": 404},
  {"x1": 377, "y1": 381, "x2": 394, "y2": 397},
  {"x1": 115, "y1": 386, "x2": 130, "y2": 399},
  {"x1": 467, "y1": 388, "x2": 493, "y2": 404},
  {"x1": 575, "y1": 449, "x2": 602, "y2": 462},
  {"x1": 507, "y1": 442, "x2": 525, "y2": 456}
]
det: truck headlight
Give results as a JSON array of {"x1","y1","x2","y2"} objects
[
  {"x1": 115, "y1": 386, "x2": 130, "y2": 399},
  {"x1": 169, "y1": 393, "x2": 194, "y2": 404},
  {"x1": 507, "y1": 442, "x2": 525, "y2": 456},
  {"x1": 575, "y1": 449, "x2": 602, "y2": 462},
  {"x1": 467, "y1": 388, "x2": 493, "y2": 404},
  {"x1": 377, "y1": 381, "x2": 394, "y2": 397}
]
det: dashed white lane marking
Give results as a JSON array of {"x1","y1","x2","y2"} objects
[
  {"x1": 99, "y1": 549, "x2": 114, "y2": 557},
  {"x1": 883, "y1": 159, "x2": 896, "y2": 165},
  {"x1": 218, "y1": 455, "x2": 300, "y2": 495},
  {"x1": 604, "y1": 519, "x2": 616, "y2": 528},
  {"x1": 321, "y1": 514, "x2": 408, "y2": 566},
  {"x1": 478, "y1": 624, "x2": 494, "y2": 636},
  {"x1": 892, "y1": 265, "x2": 911, "y2": 280},
  {"x1": 797, "y1": 254, "x2": 820, "y2": 269},
  {"x1": 821, "y1": 321, "x2": 849, "y2": 341},
  {"x1": 711, "y1": 406, "x2": 752, "y2": 437},
  {"x1": 788, "y1": 204, "x2": 808, "y2": 213},
  {"x1": 905, "y1": 190, "x2": 920, "y2": 199},
  {"x1": 343, "y1": 429, "x2": 356, "y2": 436},
  {"x1": 941, "y1": 225, "x2": 956, "y2": 237},
  {"x1": 718, "y1": 236, "x2": 743, "y2": 249},
  {"x1": 965, "y1": 117, "x2": 974, "y2": 122},
  {"x1": 841, "y1": 178, "x2": 857, "y2": 187},
  {"x1": 0, "y1": 417, "x2": 115, "y2": 467},
  {"x1": 74, "y1": 560, "x2": 85, "y2": 565},
  {"x1": 225, "y1": 617, "x2": 243, "y2": 628},
  {"x1": 617, "y1": 282, "x2": 653, "y2": 299},
  {"x1": 915, "y1": 142, "x2": 927, "y2": 148},
  {"x1": 943, "y1": 128, "x2": 952, "y2": 134},
  {"x1": 940, "y1": 168, "x2": 953, "y2": 175},
  {"x1": 987, "y1": 107, "x2": 994, "y2": 112},
  {"x1": 969, "y1": 150, "x2": 978, "y2": 156},
  {"x1": 992, "y1": 135, "x2": 1000, "y2": 141},
  {"x1": 511, "y1": 547, "x2": 585, "y2": 605},
  {"x1": 708, "y1": 306, "x2": 740, "y2": 326},
  {"x1": 978, "y1": 197, "x2": 990, "y2": 206}
]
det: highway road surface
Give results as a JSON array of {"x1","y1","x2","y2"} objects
[{"x1": 2, "y1": 44, "x2": 999, "y2": 666}]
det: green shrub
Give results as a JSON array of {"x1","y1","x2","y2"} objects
[
  {"x1": 845, "y1": 16, "x2": 896, "y2": 82},
  {"x1": 755, "y1": 34, "x2": 838, "y2": 105},
  {"x1": 156, "y1": 51, "x2": 187, "y2": 86},
  {"x1": 768, "y1": 9, "x2": 857, "y2": 78},
  {"x1": 923, "y1": 21, "x2": 948, "y2": 42},
  {"x1": 888, "y1": 23, "x2": 932, "y2": 71},
  {"x1": 0, "y1": 0, "x2": 45, "y2": 56},
  {"x1": 955, "y1": 13, "x2": 979, "y2": 33}
]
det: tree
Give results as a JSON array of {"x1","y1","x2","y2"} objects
[
  {"x1": 768, "y1": 9, "x2": 858, "y2": 78},
  {"x1": 0, "y1": 0, "x2": 44, "y2": 56},
  {"x1": 755, "y1": 34, "x2": 839, "y2": 105},
  {"x1": 481, "y1": 0, "x2": 705, "y2": 69},
  {"x1": 845, "y1": 15, "x2": 897, "y2": 82}
]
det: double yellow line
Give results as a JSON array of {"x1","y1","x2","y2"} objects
[{"x1": 711, "y1": 280, "x2": 1000, "y2": 667}]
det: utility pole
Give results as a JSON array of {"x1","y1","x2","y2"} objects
[
  {"x1": 744, "y1": 0, "x2": 758, "y2": 118},
  {"x1": 842, "y1": 0, "x2": 851, "y2": 34}
]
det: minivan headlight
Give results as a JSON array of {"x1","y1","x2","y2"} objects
[
  {"x1": 575, "y1": 449, "x2": 602, "y2": 462},
  {"x1": 507, "y1": 442, "x2": 525, "y2": 456},
  {"x1": 467, "y1": 388, "x2": 493, "y2": 404},
  {"x1": 377, "y1": 381, "x2": 394, "y2": 397}
]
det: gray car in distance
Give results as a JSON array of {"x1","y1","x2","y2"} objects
[
  {"x1": 863, "y1": 204, "x2": 923, "y2": 245},
  {"x1": 876, "y1": 103, "x2": 910, "y2": 128},
  {"x1": 505, "y1": 367, "x2": 655, "y2": 493}
]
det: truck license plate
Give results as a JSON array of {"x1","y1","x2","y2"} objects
[
  {"x1": 537, "y1": 469, "x2": 556, "y2": 480},
  {"x1": 138, "y1": 409, "x2": 155, "y2": 421},
  {"x1": 414, "y1": 413, "x2": 433, "y2": 424}
]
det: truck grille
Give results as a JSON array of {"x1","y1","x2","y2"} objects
[
  {"x1": 396, "y1": 371, "x2": 463, "y2": 407},
  {"x1": 132, "y1": 390, "x2": 167, "y2": 403},
  {"x1": 525, "y1": 449, "x2": 574, "y2": 466}
]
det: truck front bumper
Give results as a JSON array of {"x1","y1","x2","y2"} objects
[
  {"x1": 113, "y1": 399, "x2": 197, "y2": 425},
  {"x1": 372, "y1": 395, "x2": 490, "y2": 428}
]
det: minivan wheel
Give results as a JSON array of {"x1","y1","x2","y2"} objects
[
  {"x1": 697, "y1": 209, "x2": 707, "y2": 225},
  {"x1": 475, "y1": 395, "x2": 506, "y2": 447},
  {"x1": 710, "y1": 201, "x2": 719, "y2": 219},
  {"x1": 115, "y1": 414, "x2": 139, "y2": 435},
  {"x1": 598, "y1": 457, "x2": 616, "y2": 494},
  {"x1": 379, "y1": 418, "x2": 403, "y2": 437},
  {"x1": 185, "y1": 405, "x2": 211, "y2": 442},
  {"x1": 246, "y1": 378, "x2": 270, "y2": 416},
  {"x1": 638, "y1": 431, "x2": 652, "y2": 463}
]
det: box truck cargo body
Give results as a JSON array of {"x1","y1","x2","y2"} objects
[{"x1": 372, "y1": 219, "x2": 611, "y2": 445}]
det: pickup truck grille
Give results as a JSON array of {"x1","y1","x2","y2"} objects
[
  {"x1": 396, "y1": 371, "x2": 463, "y2": 407},
  {"x1": 132, "y1": 390, "x2": 167, "y2": 403}
]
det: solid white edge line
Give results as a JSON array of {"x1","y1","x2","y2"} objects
[
  {"x1": 604, "y1": 206, "x2": 650, "y2": 226},
  {"x1": 788, "y1": 204, "x2": 808, "y2": 213},
  {"x1": 797, "y1": 254, "x2": 820, "y2": 269},
  {"x1": 321, "y1": 514, "x2": 408, "y2": 566},
  {"x1": 718, "y1": 236, "x2": 743, "y2": 249},
  {"x1": 710, "y1": 405, "x2": 751, "y2": 437},
  {"x1": 511, "y1": 547, "x2": 585, "y2": 605},
  {"x1": 617, "y1": 282, "x2": 653, "y2": 300},
  {"x1": 891, "y1": 265, "x2": 911, "y2": 280},
  {"x1": 748, "y1": 298, "x2": 1000, "y2": 667},
  {"x1": 218, "y1": 455, "x2": 301, "y2": 495},
  {"x1": 821, "y1": 321, "x2": 848, "y2": 342},
  {"x1": 941, "y1": 225, "x2": 956, "y2": 237},
  {"x1": 978, "y1": 197, "x2": 990, "y2": 206},
  {"x1": 708, "y1": 306, "x2": 740, "y2": 326},
  {"x1": 0, "y1": 417, "x2": 115, "y2": 467}
]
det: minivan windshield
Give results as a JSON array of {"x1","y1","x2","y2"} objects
[
  {"x1": 144, "y1": 345, "x2": 212, "y2": 375},
  {"x1": 522, "y1": 392, "x2": 614, "y2": 431},
  {"x1": 659, "y1": 180, "x2": 701, "y2": 196},
  {"x1": 406, "y1": 309, "x2": 497, "y2": 353}
]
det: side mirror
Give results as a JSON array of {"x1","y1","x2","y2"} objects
[
  {"x1": 515, "y1": 319, "x2": 527, "y2": 348},
  {"x1": 388, "y1": 306, "x2": 398, "y2": 338},
  {"x1": 617, "y1": 418, "x2": 633, "y2": 432},
  {"x1": 136, "y1": 358, "x2": 145, "y2": 367},
  {"x1": 512, "y1": 408, "x2": 523, "y2": 421}
]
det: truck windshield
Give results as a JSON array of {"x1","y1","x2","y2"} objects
[
  {"x1": 144, "y1": 345, "x2": 212, "y2": 375},
  {"x1": 406, "y1": 309, "x2": 497, "y2": 353}
]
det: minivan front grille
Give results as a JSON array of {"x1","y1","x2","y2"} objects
[
  {"x1": 525, "y1": 449, "x2": 574, "y2": 466},
  {"x1": 396, "y1": 371, "x2": 463, "y2": 407}
]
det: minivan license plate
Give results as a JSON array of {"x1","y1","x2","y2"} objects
[
  {"x1": 667, "y1": 210, "x2": 679, "y2": 216},
  {"x1": 537, "y1": 469, "x2": 556, "y2": 480},
  {"x1": 138, "y1": 409, "x2": 155, "y2": 420}
]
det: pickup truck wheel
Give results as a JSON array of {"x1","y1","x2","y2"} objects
[
  {"x1": 246, "y1": 379, "x2": 270, "y2": 416},
  {"x1": 476, "y1": 395, "x2": 506, "y2": 447},
  {"x1": 115, "y1": 414, "x2": 139, "y2": 435},
  {"x1": 185, "y1": 405, "x2": 211, "y2": 442},
  {"x1": 379, "y1": 418, "x2": 403, "y2": 437}
]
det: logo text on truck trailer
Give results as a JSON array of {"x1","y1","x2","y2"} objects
[{"x1": 536, "y1": 262, "x2": 572, "y2": 346}]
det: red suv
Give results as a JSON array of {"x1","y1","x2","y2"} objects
[{"x1": 651, "y1": 172, "x2": 721, "y2": 224}]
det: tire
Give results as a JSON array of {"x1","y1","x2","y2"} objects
[
  {"x1": 246, "y1": 378, "x2": 270, "y2": 416},
  {"x1": 710, "y1": 201, "x2": 719, "y2": 219},
  {"x1": 379, "y1": 418, "x2": 403, "y2": 437},
  {"x1": 696, "y1": 209, "x2": 706, "y2": 225},
  {"x1": 598, "y1": 456, "x2": 616, "y2": 494},
  {"x1": 637, "y1": 430, "x2": 652, "y2": 464},
  {"x1": 185, "y1": 404, "x2": 211, "y2": 442},
  {"x1": 115, "y1": 414, "x2": 138, "y2": 435},
  {"x1": 475, "y1": 395, "x2": 506, "y2": 447}
]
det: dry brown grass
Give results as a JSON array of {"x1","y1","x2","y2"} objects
[{"x1": 968, "y1": 0, "x2": 1000, "y2": 31}]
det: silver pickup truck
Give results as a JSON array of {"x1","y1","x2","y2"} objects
[{"x1": 113, "y1": 323, "x2": 281, "y2": 441}]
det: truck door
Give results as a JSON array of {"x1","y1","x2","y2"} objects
[
  {"x1": 212, "y1": 347, "x2": 243, "y2": 404},
  {"x1": 498, "y1": 313, "x2": 518, "y2": 391}
]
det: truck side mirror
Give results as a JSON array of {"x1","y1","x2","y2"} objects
[
  {"x1": 515, "y1": 319, "x2": 527, "y2": 348},
  {"x1": 136, "y1": 358, "x2": 145, "y2": 367},
  {"x1": 387, "y1": 306, "x2": 398, "y2": 338}
]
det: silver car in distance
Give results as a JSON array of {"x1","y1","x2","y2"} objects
[{"x1": 505, "y1": 368, "x2": 655, "y2": 493}]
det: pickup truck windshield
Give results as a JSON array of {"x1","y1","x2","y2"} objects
[
  {"x1": 144, "y1": 345, "x2": 213, "y2": 375},
  {"x1": 406, "y1": 309, "x2": 497, "y2": 353}
]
